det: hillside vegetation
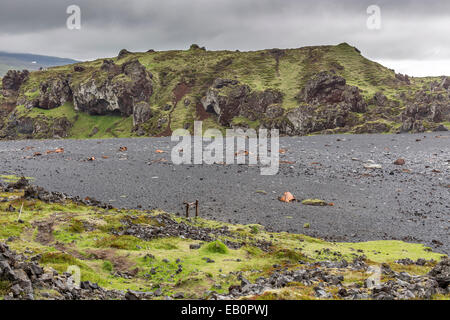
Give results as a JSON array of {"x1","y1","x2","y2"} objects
[{"x1": 0, "y1": 43, "x2": 449, "y2": 140}]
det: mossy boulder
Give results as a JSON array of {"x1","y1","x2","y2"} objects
[{"x1": 302, "y1": 199, "x2": 329, "y2": 206}]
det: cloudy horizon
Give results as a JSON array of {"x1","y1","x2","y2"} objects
[{"x1": 1, "y1": 0, "x2": 449, "y2": 77}]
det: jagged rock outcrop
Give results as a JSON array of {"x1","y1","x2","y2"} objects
[
  {"x1": 118, "y1": 49, "x2": 132, "y2": 60},
  {"x1": 282, "y1": 72, "x2": 367, "y2": 135},
  {"x1": 400, "y1": 90, "x2": 450, "y2": 133},
  {"x1": 25, "y1": 77, "x2": 72, "y2": 110},
  {"x1": 285, "y1": 104, "x2": 355, "y2": 135},
  {"x1": 371, "y1": 92, "x2": 389, "y2": 107},
  {"x1": 395, "y1": 73, "x2": 411, "y2": 85},
  {"x1": 133, "y1": 101, "x2": 152, "y2": 127},
  {"x1": 297, "y1": 71, "x2": 367, "y2": 113},
  {"x1": 201, "y1": 78, "x2": 283, "y2": 126},
  {"x1": 72, "y1": 59, "x2": 153, "y2": 116},
  {"x1": 1, "y1": 70, "x2": 29, "y2": 91}
]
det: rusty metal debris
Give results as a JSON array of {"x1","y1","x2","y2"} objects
[{"x1": 183, "y1": 200, "x2": 199, "y2": 218}]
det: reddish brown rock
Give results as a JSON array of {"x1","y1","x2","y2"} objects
[{"x1": 394, "y1": 159, "x2": 406, "y2": 165}]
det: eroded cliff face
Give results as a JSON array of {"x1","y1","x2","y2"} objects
[
  {"x1": 284, "y1": 71, "x2": 367, "y2": 135},
  {"x1": 0, "y1": 59, "x2": 153, "y2": 139},
  {"x1": 400, "y1": 90, "x2": 450, "y2": 133},
  {"x1": 200, "y1": 72, "x2": 368, "y2": 135}
]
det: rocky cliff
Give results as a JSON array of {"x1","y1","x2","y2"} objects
[{"x1": 0, "y1": 43, "x2": 448, "y2": 140}]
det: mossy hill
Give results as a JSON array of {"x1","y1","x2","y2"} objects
[{"x1": 0, "y1": 43, "x2": 449, "y2": 140}]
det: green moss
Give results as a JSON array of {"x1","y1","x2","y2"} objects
[
  {"x1": 40, "y1": 252, "x2": 80, "y2": 265},
  {"x1": 0, "y1": 280, "x2": 11, "y2": 295},
  {"x1": 301, "y1": 199, "x2": 329, "y2": 206},
  {"x1": 0, "y1": 175, "x2": 34, "y2": 184},
  {"x1": 203, "y1": 240, "x2": 229, "y2": 254},
  {"x1": 102, "y1": 260, "x2": 114, "y2": 272},
  {"x1": 94, "y1": 235, "x2": 146, "y2": 250},
  {"x1": 68, "y1": 220, "x2": 85, "y2": 233},
  {"x1": 231, "y1": 116, "x2": 261, "y2": 130},
  {"x1": 69, "y1": 113, "x2": 134, "y2": 139}
]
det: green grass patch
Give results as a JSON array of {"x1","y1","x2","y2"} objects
[
  {"x1": 301, "y1": 199, "x2": 329, "y2": 206},
  {"x1": 94, "y1": 235, "x2": 146, "y2": 250}
]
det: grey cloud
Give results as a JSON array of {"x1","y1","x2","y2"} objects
[{"x1": 0, "y1": 0, "x2": 449, "y2": 75}]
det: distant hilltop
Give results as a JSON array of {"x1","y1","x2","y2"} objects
[{"x1": 0, "y1": 51, "x2": 78, "y2": 77}]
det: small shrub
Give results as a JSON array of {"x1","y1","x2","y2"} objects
[
  {"x1": 249, "y1": 226, "x2": 259, "y2": 234},
  {"x1": 274, "y1": 249, "x2": 306, "y2": 262},
  {"x1": 69, "y1": 220, "x2": 84, "y2": 233},
  {"x1": 102, "y1": 261, "x2": 113, "y2": 272},
  {"x1": 204, "y1": 240, "x2": 229, "y2": 254}
]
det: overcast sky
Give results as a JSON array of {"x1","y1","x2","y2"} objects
[{"x1": 0, "y1": 0, "x2": 449, "y2": 76}]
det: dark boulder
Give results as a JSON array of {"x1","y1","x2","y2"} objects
[
  {"x1": 433, "y1": 124, "x2": 449, "y2": 132},
  {"x1": 133, "y1": 101, "x2": 152, "y2": 127},
  {"x1": 73, "y1": 65, "x2": 85, "y2": 72},
  {"x1": 395, "y1": 73, "x2": 411, "y2": 84},
  {"x1": 72, "y1": 59, "x2": 153, "y2": 117},
  {"x1": 7, "y1": 177, "x2": 29, "y2": 190},
  {"x1": 372, "y1": 92, "x2": 388, "y2": 107},
  {"x1": 16, "y1": 117, "x2": 34, "y2": 135},
  {"x1": 428, "y1": 258, "x2": 450, "y2": 289},
  {"x1": 353, "y1": 122, "x2": 390, "y2": 134},
  {"x1": 100, "y1": 59, "x2": 120, "y2": 73}
]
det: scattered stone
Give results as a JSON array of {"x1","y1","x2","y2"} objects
[
  {"x1": 172, "y1": 292, "x2": 184, "y2": 299},
  {"x1": 363, "y1": 163, "x2": 382, "y2": 170},
  {"x1": 428, "y1": 258, "x2": 450, "y2": 289}
]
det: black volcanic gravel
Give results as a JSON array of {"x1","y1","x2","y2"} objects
[{"x1": 0, "y1": 133, "x2": 449, "y2": 253}]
